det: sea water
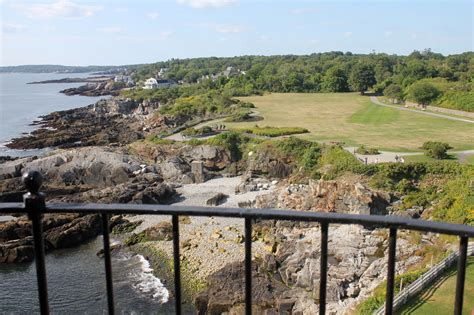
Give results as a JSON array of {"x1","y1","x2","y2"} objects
[{"x1": 0, "y1": 73, "x2": 172, "y2": 313}]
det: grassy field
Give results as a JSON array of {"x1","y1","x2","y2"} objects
[
  {"x1": 234, "y1": 93, "x2": 474, "y2": 151},
  {"x1": 398, "y1": 257, "x2": 474, "y2": 314}
]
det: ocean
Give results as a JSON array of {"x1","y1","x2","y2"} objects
[{"x1": 0, "y1": 73, "x2": 173, "y2": 314}]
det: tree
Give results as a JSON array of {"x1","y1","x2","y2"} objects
[
  {"x1": 383, "y1": 84, "x2": 404, "y2": 103},
  {"x1": 348, "y1": 63, "x2": 376, "y2": 94},
  {"x1": 421, "y1": 141, "x2": 452, "y2": 159},
  {"x1": 322, "y1": 67, "x2": 348, "y2": 92},
  {"x1": 408, "y1": 82, "x2": 441, "y2": 108}
]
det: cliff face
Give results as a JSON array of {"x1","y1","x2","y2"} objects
[{"x1": 255, "y1": 179, "x2": 391, "y2": 215}]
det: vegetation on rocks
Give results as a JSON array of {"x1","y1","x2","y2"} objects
[{"x1": 355, "y1": 267, "x2": 430, "y2": 314}]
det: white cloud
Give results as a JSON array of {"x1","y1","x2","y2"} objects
[
  {"x1": 344, "y1": 31, "x2": 353, "y2": 37},
  {"x1": 177, "y1": 0, "x2": 236, "y2": 9},
  {"x1": 12, "y1": 0, "x2": 103, "y2": 19},
  {"x1": 2, "y1": 23, "x2": 27, "y2": 33},
  {"x1": 99, "y1": 26, "x2": 124, "y2": 34},
  {"x1": 148, "y1": 12, "x2": 159, "y2": 19}
]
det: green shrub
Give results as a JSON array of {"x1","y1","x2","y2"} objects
[
  {"x1": 182, "y1": 126, "x2": 214, "y2": 137},
  {"x1": 356, "y1": 145, "x2": 380, "y2": 155},
  {"x1": 147, "y1": 135, "x2": 175, "y2": 145},
  {"x1": 235, "y1": 126, "x2": 309, "y2": 137},
  {"x1": 396, "y1": 178, "x2": 417, "y2": 194},
  {"x1": 421, "y1": 141, "x2": 452, "y2": 159},
  {"x1": 225, "y1": 111, "x2": 252, "y2": 122},
  {"x1": 239, "y1": 101, "x2": 256, "y2": 108},
  {"x1": 318, "y1": 146, "x2": 362, "y2": 179}
]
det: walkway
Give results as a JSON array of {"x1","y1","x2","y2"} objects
[{"x1": 370, "y1": 97, "x2": 474, "y2": 124}]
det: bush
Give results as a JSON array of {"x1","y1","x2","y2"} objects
[
  {"x1": 225, "y1": 111, "x2": 253, "y2": 122},
  {"x1": 236, "y1": 126, "x2": 309, "y2": 137},
  {"x1": 396, "y1": 178, "x2": 417, "y2": 194},
  {"x1": 421, "y1": 141, "x2": 452, "y2": 159},
  {"x1": 318, "y1": 146, "x2": 362, "y2": 179},
  {"x1": 239, "y1": 101, "x2": 256, "y2": 108},
  {"x1": 356, "y1": 145, "x2": 380, "y2": 155},
  {"x1": 182, "y1": 126, "x2": 214, "y2": 137}
]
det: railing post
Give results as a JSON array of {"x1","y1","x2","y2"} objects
[
  {"x1": 319, "y1": 223, "x2": 328, "y2": 315},
  {"x1": 244, "y1": 217, "x2": 252, "y2": 315},
  {"x1": 454, "y1": 236, "x2": 468, "y2": 315},
  {"x1": 23, "y1": 171, "x2": 49, "y2": 315},
  {"x1": 385, "y1": 227, "x2": 397, "y2": 315},
  {"x1": 172, "y1": 215, "x2": 182, "y2": 315},
  {"x1": 100, "y1": 213, "x2": 115, "y2": 315}
]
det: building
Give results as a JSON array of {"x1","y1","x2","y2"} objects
[
  {"x1": 114, "y1": 75, "x2": 135, "y2": 87},
  {"x1": 143, "y1": 78, "x2": 177, "y2": 89},
  {"x1": 158, "y1": 68, "x2": 169, "y2": 78}
]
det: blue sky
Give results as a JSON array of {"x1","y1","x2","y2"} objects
[{"x1": 0, "y1": 0, "x2": 472, "y2": 66}]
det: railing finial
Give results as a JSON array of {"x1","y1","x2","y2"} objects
[{"x1": 22, "y1": 170, "x2": 43, "y2": 195}]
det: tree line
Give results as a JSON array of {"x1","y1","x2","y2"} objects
[{"x1": 130, "y1": 50, "x2": 473, "y2": 111}]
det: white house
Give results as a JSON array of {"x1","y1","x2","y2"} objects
[
  {"x1": 143, "y1": 78, "x2": 159, "y2": 89},
  {"x1": 143, "y1": 78, "x2": 177, "y2": 89}
]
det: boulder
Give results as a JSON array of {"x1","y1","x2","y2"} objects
[
  {"x1": 195, "y1": 261, "x2": 287, "y2": 315},
  {"x1": 206, "y1": 193, "x2": 228, "y2": 206},
  {"x1": 0, "y1": 237, "x2": 35, "y2": 263}
]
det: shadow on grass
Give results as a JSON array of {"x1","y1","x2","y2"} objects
[
  {"x1": 400, "y1": 268, "x2": 457, "y2": 314},
  {"x1": 399, "y1": 258, "x2": 474, "y2": 314}
]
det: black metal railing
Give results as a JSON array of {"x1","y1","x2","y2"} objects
[{"x1": 1, "y1": 170, "x2": 473, "y2": 315}]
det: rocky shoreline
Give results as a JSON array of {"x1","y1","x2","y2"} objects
[{"x1": 0, "y1": 94, "x2": 448, "y2": 314}]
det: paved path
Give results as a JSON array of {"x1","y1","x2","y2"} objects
[
  {"x1": 345, "y1": 146, "x2": 474, "y2": 164},
  {"x1": 370, "y1": 96, "x2": 474, "y2": 124}
]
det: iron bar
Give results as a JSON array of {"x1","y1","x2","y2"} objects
[
  {"x1": 319, "y1": 223, "x2": 329, "y2": 315},
  {"x1": 101, "y1": 213, "x2": 115, "y2": 315},
  {"x1": 22, "y1": 171, "x2": 49, "y2": 315},
  {"x1": 244, "y1": 217, "x2": 252, "y2": 315},
  {"x1": 28, "y1": 199, "x2": 49, "y2": 315},
  {"x1": 454, "y1": 236, "x2": 468, "y2": 315},
  {"x1": 172, "y1": 215, "x2": 182, "y2": 315},
  {"x1": 2, "y1": 202, "x2": 473, "y2": 237},
  {"x1": 385, "y1": 228, "x2": 397, "y2": 315},
  {"x1": 1, "y1": 170, "x2": 473, "y2": 315}
]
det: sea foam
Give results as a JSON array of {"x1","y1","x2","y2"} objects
[{"x1": 130, "y1": 254, "x2": 169, "y2": 303}]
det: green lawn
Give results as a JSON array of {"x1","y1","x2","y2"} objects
[
  {"x1": 458, "y1": 153, "x2": 474, "y2": 166},
  {"x1": 398, "y1": 257, "x2": 474, "y2": 314},
  {"x1": 403, "y1": 154, "x2": 457, "y2": 163},
  {"x1": 235, "y1": 93, "x2": 474, "y2": 151}
]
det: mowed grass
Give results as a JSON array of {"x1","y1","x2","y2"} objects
[
  {"x1": 398, "y1": 257, "x2": 474, "y2": 314},
  {"x1": 349, "y1": 102, "x2": 400, "y2": 125},
  {"x1": 235, "y1": 93, "x2": 474, "y2": 151}
]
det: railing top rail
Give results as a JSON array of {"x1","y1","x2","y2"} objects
[{"x1": 2, "y1": 202, "x2": 474, "y2": 237}]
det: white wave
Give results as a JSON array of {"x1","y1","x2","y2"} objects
[{"x1": 129, "y1": 254, "x2": 169, "y2": 303}]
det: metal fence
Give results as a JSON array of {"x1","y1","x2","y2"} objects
[
  {"x1": 374, "y1": 243, "x2": 474, "y2": 314},
  {"x1": 1, "y1": 171, "x2": 473, "y2": 315}
]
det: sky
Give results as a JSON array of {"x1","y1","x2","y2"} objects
[{"x1": 0, "y1": 0, "x2": 473, "y2": 66}]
